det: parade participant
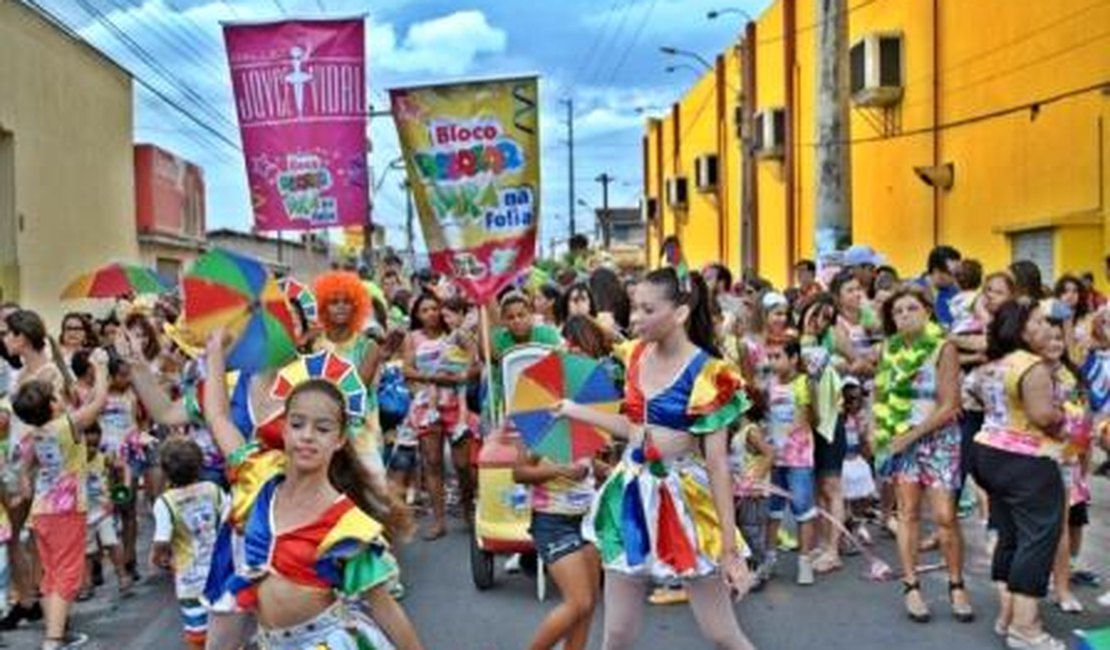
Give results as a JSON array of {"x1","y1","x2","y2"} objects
[
  {"x1": 533, "y1": 284, "x2": 562, "y2": 327},
  {"x1": 13, "y1": 347, "x2": 110, "y2": 650},
  {"x1": 402, "y1": 293, "x2": 470, "y2": 540},
  {"x1": 512, "y1": 316, "x2": 609, "y2": 650},
  {"x1": 831, "y1": 270, "x2": 880, "y2": 378},
  {"x1": 489, "y1": 291, "x2": 563, "y2": 413},
  {"x1": 970, "y1": 300, "x2": 1066, "y2": 649},
  {"x1": 313, "y1": 271, "x2": 395, "y2": 489},
  {"x1": 202, "y1": 332, "x2": 424, "y2": 650},
  {"x1": 59, "y1": 313, "x2": 96, "y2": 366},
  {"x1": 1041, "y1": 317, "x2": 1091, "y2": 614},
  {"x1": 80, "y1": 423, "x2": 130, "y2": 601},
  {"x1": 798, "y1": 293, "x2": 847, "y2": 574},
  {"x1": 99, "y1": 355, "x2": 150, "y2": 581},
  {"x1": 874, "y1": 287, "x2": 973, "y2": 624},
  {"x1": 557, "y1": 282, "x2": 596, "y2": 327},
  {"x1": 1, "y1": 309, "x2": 71, "y2": 632},
  {"x1": 556, "y1": 267, "x2": 756, "y2": 650},
  {"x1": 763, "y1": 338, "x2": 819, "y2": 585},
  {"x1": 151, "y1": 437, "x2": 225, "y2": 650},
  {"x1": 123, "y1": 312, "x2": 165, "y2": 507},
  {"x1": 740, "y1": 291, "x2": 793, "y2": 407},
  {"x1": 590, "y1": 267, "x2": 631, "y2": 337},
  {"x1": 918, "y1": 245, "x2": 962, "y2": 330}
]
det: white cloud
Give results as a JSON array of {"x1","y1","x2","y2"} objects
[{"x1": 370, "y1": 10, "x2": 508, "y2": 76}]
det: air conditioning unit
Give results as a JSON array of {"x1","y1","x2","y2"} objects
[
  {"x1": 753, "y1": 108, "x2": 785, "y2": 159},
  {"x1": 665, "y1": 177, "x2": 689, "y2": 209},
  {"x1": 850, "y1": 33, "x2": 904, "y2": 107},
  {"x1": 695, "y1": 154, "x2": 719, "y2": 192},
  {"x1": 641, "y1": 197, "x2": 659, "y2": 222}
]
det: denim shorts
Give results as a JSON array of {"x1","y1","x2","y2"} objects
[
  {"x1": 386, "y1": 445, "x2": 418, "y2": 474},
  {"x1": 768, "y1": 466, "x2": 817, "y2": 522},
  {"x1": 529, "y1": 512, "x2": 587, "y2": 565}
]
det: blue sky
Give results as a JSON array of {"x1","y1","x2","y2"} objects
[{"x1": 39, "y1": 0, "x2": 769, "y2": 253}]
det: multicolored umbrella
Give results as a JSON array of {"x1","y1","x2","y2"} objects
[
  {"x1": 181, "y1": 249, "x2": 297, "y2": 373},
  {"x1": 270, "y1": 350, "x2": 368, "y2": 420},
  {"x1": 509, "y1": 351, "x2": 622, "y2": 463},
  {"x1": 279, "y1": 277, "x2": 318, "y2": 323},
  {"x1": 60, "y1": 262, "x2": 172, "y2": 300}
]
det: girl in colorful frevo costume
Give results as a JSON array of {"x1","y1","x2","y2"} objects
[
  {"x1": 555, "y1": 255, "x2": 756, "y2": 650},
  {"x1": 201, "y1": 331, "x2": 423, "y2": 650}
]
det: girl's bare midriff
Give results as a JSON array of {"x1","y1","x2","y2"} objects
[{"x1": 256, "y1": 574, "x2": 337, "y2": 630}]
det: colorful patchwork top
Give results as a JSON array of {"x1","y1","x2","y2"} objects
[
  {"x1": 221, "y1": 442, "x2": 397, "y2": 611},
  {"x1": 973, "y1": 351, "x2": 1063, "y2": 459},
  {"x1": 24, "y1": 415, "x2": 87, "y2": 516},
  {"x1": 583, "y1": 340, "x2": 750, "y2": 580}
]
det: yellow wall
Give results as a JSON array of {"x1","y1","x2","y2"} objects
[
  {"x1": 676, "y1": 70, "x2": 721, "y2": 267},
  {"x1": 645, "y1": 0, "x2": 1110, "y2": 287},
  {"x1": 0, "y1": 0, "x2": 139, "y2": 326}
]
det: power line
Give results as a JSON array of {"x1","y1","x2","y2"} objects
[
  {"x1": 102, "y1": 0, "x2": 231, "y2": 84},
  {"x1": 585, "y1": 0, "x2": 638, "y2": 86},
  {"x1": 22, "y1": 0, "x2": 242, "y2": 153},
  {"x1": 73, "y1": 0, "x2": 239, "y2": 135},
  {"x1": 602, "y1": 0, "x2": 659, "y2": 85},
  {"x1": 270, "y1": 0, "x2": 287, "y2": 16},
  {"x1": 799, "y1": 79, "x2": 1109, "y2": 148}
]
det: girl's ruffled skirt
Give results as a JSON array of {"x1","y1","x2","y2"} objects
[{"x1": 583, "y1": 455, "x2": 747, "y2": 581}]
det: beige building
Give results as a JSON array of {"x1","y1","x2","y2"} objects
[
  {"x1": 0, "y1": 0, "x2": 139, "y2": 327},
  {"x1": 206, "y1": 229, "x2": 334, "y2": 281}
]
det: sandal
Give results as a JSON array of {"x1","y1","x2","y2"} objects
[
  {"x1": 421, "y1": 524, "x2": 446, "y2": 541},
  {"x1": 993, "y1": 619, "x2": 1008, "y2": 637},
  {"x1": 1005, "y1": 628, "x2": 1065, "y2": 650},
  {"x1": 812, "y1": 551, "x2": 843, "y2": 574},
  {"x1": 947, "y1": 580, "x2": 975, "y2": 623},
  {"x1": 902, "y1": 579, "x2": 931, "y2": 623},
  {"x1": 1054, "y1": 595, "x2": 1084, "y2": 614}
]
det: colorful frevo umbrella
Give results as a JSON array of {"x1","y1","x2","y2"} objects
[
  {"x1": 60, "y1": 262, "x2": 172, "y2": 300},
  {"x1": 509, "y1": 351, "x2": 622, "y2": 463},
  {"x1": 181, "y1": 249, "x2": 297, "y2": 373},
  {"x1": 278, "y1": 277, "x2": 318, "y2": 323},
  {"x1": 270, "y1": 350, "x2": 368, "y2": 421}
]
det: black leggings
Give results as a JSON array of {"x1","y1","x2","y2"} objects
[{"x1": 971, "y1": 444, "x2": 1063, "y2": 598}]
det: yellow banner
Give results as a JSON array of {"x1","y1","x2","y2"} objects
[{"x1": 389, "y1": 76, "x2": 539, "y2": 304}]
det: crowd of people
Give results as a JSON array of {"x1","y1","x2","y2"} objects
[{"x1": 0, "y1": 236, "x2": 1107, "y2": 650}]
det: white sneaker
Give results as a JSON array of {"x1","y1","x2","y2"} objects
[
  {"x1": 797, "y1": 555, "x2": 815, "y2": 585},
  {"x1": 1098, "y1": 590, "x2": 1110, "y2": 608},
  {"x1": 504, "y1": 553, "x2": 522, "y2": 574}
]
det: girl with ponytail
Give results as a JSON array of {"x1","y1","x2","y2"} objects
[{"x1": 552, "y1": 245, "x2": 757, "y2": 650}]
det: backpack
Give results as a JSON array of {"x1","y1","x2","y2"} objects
[{"x1": 377, "y1": 364, "x2": 411, "y2": 432}]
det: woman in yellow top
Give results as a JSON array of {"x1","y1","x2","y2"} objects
[{"x1": 970, "y1": 300, "x2": 1067, "y2": 650}]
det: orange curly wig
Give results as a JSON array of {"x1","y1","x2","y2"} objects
[{"x1": 313, "y1": 271, "x2": 371, "y2": 333}]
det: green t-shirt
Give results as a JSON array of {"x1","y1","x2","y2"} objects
[
  {"x1": 488, "y1": 324, "x2": 563, "y2": 416},
  {"x1": 491, "y1": 323, "x2": 562, "y2": 359}
]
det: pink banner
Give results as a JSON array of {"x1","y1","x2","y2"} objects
[{"x1": 224, "y1": 19, "x2": 368, "y2": 231}]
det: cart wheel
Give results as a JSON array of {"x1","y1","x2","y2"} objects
[{"x1": 470, "y1": 533, "x2": 495, "y2": 590}]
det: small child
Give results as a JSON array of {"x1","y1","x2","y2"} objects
[
  {"x1": 98, "y1": 355, "x2": 149, "y2": 582},
  {"x1": 838, "y1": 380, "x2": 877, "y2": 545},
  {"x1": 14, "y1": 349, "x2": 110, "y2": 650},
  {"x1": 949, "y1": 259, "x2": 984, "y2": 336},
  {"x1": 151, "y1": 436, "x2": 225, "y2": 650},
  {"x1": 732, "y1": 420, "x2": 775, "y2": 588},
  {"x1": 80, "y1": 422, "x2": 131, "y2": 601},
  {"x1": 763, "y1": 339, "x2": 819, "y2": 586},
  {"x1": 440, "y1": 298, "x2": 480, "y2": 444}
]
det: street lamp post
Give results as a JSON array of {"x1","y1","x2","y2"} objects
[
  {"x1": 665, "y1": 63, "x2": 703, "y2": 77},
  {"x1": 707, "y1": 7, "x2": 755, "y2": 22},
  {"x1": 659, "y1": 46, "x2": 713, "y2": 72}
]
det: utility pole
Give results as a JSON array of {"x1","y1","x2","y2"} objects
[
  {"x1": 814, "y1": 0, "x2": 852, "y2": 258},
  {"x1": 402, "y1": 179, "x2": 415, "y2": 266},
  {"x1": 596, "y1": 173, "x2": 613, "y2": 249},
  {"x1": 560, "y1": 98, "x2": 577, "y2": 237}
]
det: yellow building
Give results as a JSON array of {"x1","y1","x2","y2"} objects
[
  {"x1": 0, "y1": 0, "x2": 139, "y2": 326},
  {"x1": 644, "y1": 0, "x2": 1110, "y2": 288}
]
